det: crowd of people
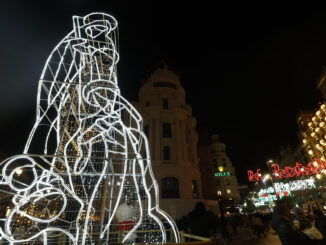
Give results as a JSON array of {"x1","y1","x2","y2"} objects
[
  {"x1": 176, "y1": 202, "x2": 273, "y2": 243},
  {"x1": 272, "y1": 199, "x2": 326, "y2": 245},
  {"x1": 177, "y1": 201, "x2": 326, "y2": 245}
]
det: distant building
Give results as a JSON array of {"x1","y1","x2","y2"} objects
[
  {"x1": 298, "y1": 107, "x2": 326, "y2": 162},
  {"x1": 133, "y1": 62, "x2": 213, "y2": 219},
  {"x1": 198, "y1": 134, "x2": 240, "y2": 213}
]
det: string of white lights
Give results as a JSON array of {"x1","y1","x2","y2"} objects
[{"x1": 0, "y1": 12, "x2": 180, "y2": 244}]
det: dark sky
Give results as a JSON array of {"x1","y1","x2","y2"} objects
[{"x1": 0, "y1": 2, "x2": 325, "y2": 184}]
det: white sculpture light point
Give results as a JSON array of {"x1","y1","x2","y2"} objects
[{"x1": 0, "y1": 13, "x2": 180, "y2": 244}]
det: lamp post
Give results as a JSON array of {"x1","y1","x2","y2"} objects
[{"x1": 266, "y1": 159, "x2": 280, "y2": 200}]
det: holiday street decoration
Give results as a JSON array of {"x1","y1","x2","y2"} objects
[
  {"x1": 274, "y1": 179, "x2": 316, "y2": 192},
  {"x1": 247, "y1": 169, "x2": 262, "y2": 182},
  {"x1": 272, "y1": 160, "x2": 325, "y2": 179},
  {"x1": 248, "y1": 158, "x2": 326, "y2": 181},
  {"x1": 251, "y1": 179, "x2": 316, "y2": 207},
  {"x1": 0, "y1": 13, "x2": 179, "y2": 244}
]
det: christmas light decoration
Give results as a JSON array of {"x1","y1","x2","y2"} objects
[
  {"x1": 247, "y1": 169, "x2": 262, "y2": 182},
  {"x1": 0, "y1": 13, "x2": 179, "y2": 244},
  {"x1": 274, "y1": 179, "x2": 316, "y2": 192},
  {"x1": 248, "y1": 158, "x2": 326, "y2": 181}
]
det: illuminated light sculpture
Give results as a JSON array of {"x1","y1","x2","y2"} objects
[{"x1": 0, "y1": 13, "x2": 180, "y2": 244}]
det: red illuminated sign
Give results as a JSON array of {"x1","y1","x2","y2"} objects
[
  {"x1": 248, "y1": 158, "x2": 326, "y2": 182},
  {"x1": 248, "y1": 169, "x2": 262, "y2": 182}
]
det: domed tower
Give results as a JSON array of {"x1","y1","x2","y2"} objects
[
  {"x1": 210, "y1": 134, "x2": 241, "y2": 211},
  {"x1": 134, "y1": 63, "x2": 203, "y2": 219}
]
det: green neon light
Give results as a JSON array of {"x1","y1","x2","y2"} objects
[{"x1": 215, "y1": 172, "x2": 231, "y2": 177}]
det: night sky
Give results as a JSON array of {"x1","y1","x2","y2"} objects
[{"x1": 0, "y1": 2, "x2": 325, "y2": 184}]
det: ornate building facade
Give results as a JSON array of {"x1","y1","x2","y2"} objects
[
  {"x1": 198, "y1": 134, "x2": 240, "y2": 213},
  {"x1": 133, "y1": 64, "x2": 205, "y2": 219}
]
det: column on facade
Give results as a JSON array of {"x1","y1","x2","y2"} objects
[
  {"x1": 150, "y1": 118, "x2": 155, "y2": 159},
  {"x1": 189, "y1": 122, "x2": 197, "y2": 164},
  {"x1": 180, "y1": 120, "x2": 188, "y2": 162},
  {"x1": 174, "y1": 121, "x2": 182, "y2": 161},
  {"x1": 155, "y1": 118, "x2": 161, "y2": 160}
]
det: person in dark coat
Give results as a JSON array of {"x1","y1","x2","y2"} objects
[
  {"x1": 314, "y1": 209, "x2": 326, "y2": 245},
  {"x1": 187, "y1": 202, "x2": 217, "y2": 238},
  {"x1": 277, "y1": 204, "x2": 313, "y2": 245}
]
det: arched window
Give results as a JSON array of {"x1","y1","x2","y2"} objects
[
  {"x1": 192, "y1": 180, "x2": 199, "y2": 199},
  {"x1": 162, "y1": 177, "x2": 179, "y2": 198}
]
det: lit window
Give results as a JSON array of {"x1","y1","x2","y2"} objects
[
  {"x1": 227, "y1": 189, "x2": 231, "y2": 194},
  {"x1": 192, "y1": 180, "x2": 199, "y2": 199},
  {"x1": 217, "y1": 191, "x2": 222, "y2": 196}
]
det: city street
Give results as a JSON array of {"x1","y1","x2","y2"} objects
[{"x1": 229, "y1": 229, "x2": 282, "y2": 245}]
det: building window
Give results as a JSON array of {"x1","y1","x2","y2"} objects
[
  {"x1": 217, "y1": 190, "x2": 222, "y2": 196},
  {"x1": 216, "y1": 180, "x2": 221, "y2": 186},
  {"x1": 162, "y1": 123, "x2": 172, "y2": 138},
  {"x1": 163, "y1": 146, "x2": 170, "y2": 160},
  {"x1": 144, "y1": 125, "x2": 149, "y2": 138},
  {"x1": 227, "y1": 189, "x2": 231, "y2": 194},
  {"x1": 192, "y1": 180, "x2": 199, "y2": 199},
  {"x1": 162, "y1": 177, "x2": 179, "y2": 198},
  {"x1": 153, "y1": 81, "x2": 177, "y2": 89},
  {"x1": 145, "y1": 101, "x2": 150, "y2": 107},
  {"x1": 163, "y1": 98, "x2": 169, "y2": 109}
]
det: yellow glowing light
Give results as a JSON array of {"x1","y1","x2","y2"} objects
[
  {"x1": 308, "y1": 150, "x2": 314, "y2": 155},
  {"x1": 15, "y1": 169, "x2": 22, "y2": 176},
  {"x1": 5, "y1": 208, "x2": 10, "y2": 217},
  {"x1": 322, "y1": 104, "x2": 326, "y2": 110},
  {"x1": 308, "y1": 122, "x2": 313, "y2": 127},
  {"x1": 317, "y1": 174, "x2": 322, "y2": 179},
  {"x1": 313, "y1": 161, "x2": 318, "y2": 167},
  {"x1": 317, "y1": 111, "x2": 321, "y2": 116},
  {"x1": 320, "y1": 122, "x2": 325, "y2": 127},
  {"x1": 316, "y1": 128, "x2": 320, "y2": 133},
  {"x1": 311, "y1": 132, "x2": 316, "y2": 137},
  {"x1": 303, "y1": 139, "x2": 307, "y2": 144},
  {"x1": 218, "y1": 166, "x2": 224, "y2": 172},
  {"x1": 312, "y1": 117, "x2": 316, "y2": 121}
]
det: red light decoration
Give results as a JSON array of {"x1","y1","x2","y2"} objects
[
  {"x1": 248, "y1": 158, "x2": 326, "y2": 181},
  {"x1": 248, "y1": 169, "x2": 262, "y2": 182}
]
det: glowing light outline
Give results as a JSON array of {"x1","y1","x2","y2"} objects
[{"x1": 0, "y1": 12, "x2": 180, "y2": 244}]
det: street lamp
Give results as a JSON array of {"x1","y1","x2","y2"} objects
[{"x1": 266, "y1": 159, "x2": 279, "y2": 200}]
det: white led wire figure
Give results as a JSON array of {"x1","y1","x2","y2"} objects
[{"x1": 0, "y1": 13, "x2": 180, "y2": 244}]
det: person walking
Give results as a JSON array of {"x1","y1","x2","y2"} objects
[
  {"x1": 314, "y1": 209, "x2": 326, "y2": 245},
  {"x1": 277, "y1": 205, "x2": 312, "y2": 245},
  {"x1": 187, "y1": 202, "x2": 217, "y2": 238}
]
